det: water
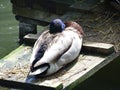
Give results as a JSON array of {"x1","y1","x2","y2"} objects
[
  {"x1": 73, "y1": 56, "x2": 120, "y2": 90},
  {"x1": 0, "y1": 0, "x2": 19, "y2": 59}
]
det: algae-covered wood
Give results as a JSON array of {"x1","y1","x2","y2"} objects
[{"x1": 0, "y1": 42, "x2": 119, "y2": 90}]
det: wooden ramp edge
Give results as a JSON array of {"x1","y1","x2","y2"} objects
[
  {"x1": 0, "y1": 42, "x2": 119, "y2": 90},
  {"x1": 24, "y1": 33, "x2": 115, "y2": 55}
]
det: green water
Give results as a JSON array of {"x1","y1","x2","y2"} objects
[{"x1": 0, "y1": 0, "x2": 19, "y2": 59}]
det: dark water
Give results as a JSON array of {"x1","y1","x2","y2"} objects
[
  {"x1": 0, "y1": 0, "x2": 19, "y2": 59},
  {"x1": 0, "y1": 0, "x2": 120, "y2": 90},
  {"x1": 73, "y1": 56, "x2": 120, "y2": 90}
]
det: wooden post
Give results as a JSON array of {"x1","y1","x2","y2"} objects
[{"x1": 19, "y1": 22, "x2": 37, "y2": 44}]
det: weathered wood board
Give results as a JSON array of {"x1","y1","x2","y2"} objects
[
  {"x1": 0, "y1": 42, "x2": 119, "y2": 90},
  {"x1": 13, "y1": 5, "x2": 61, "y2": 23},
  {"x1": 70, "y1": 0, "x2": 100, "y2": 11},
  {"x1": 11, "y1": 0, "x2": 104, "y2": 27},
  {"x1": 24, "y1": 33, "x2": 115, "y2": 55}
]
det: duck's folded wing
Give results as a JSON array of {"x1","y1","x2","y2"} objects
[{"x1": 30, "y1": 30, "x2": 50, "y2": 64}]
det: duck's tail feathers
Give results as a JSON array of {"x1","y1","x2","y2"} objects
[
  {"x1": 25, "y1": 64, "x2": 49, "y2": 83},
  {"x1": 29, "y1": 66, "x2": 48, "y2": 76}
]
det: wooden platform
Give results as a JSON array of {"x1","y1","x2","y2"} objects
[
  {"x1": 1, "y1": 0, "x2": 120, "y2": 89},
  {"x1": 0, "y1": 42, "x2": 119, "y2": 90}
]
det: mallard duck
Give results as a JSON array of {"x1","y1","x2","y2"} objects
[{"x1": 26, "y1": 19, "x2": 84, "y2": 83}]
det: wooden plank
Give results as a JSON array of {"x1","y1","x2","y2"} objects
[
  {"x1": 60, "y1": 12, "x2": 82, "y2": 21},
  {"x1": 0, "y1": 42, "x2": 118, "y2": 90},
  {"x1": 0, "y1": 45, "x2": 31, "y2": 69},
  {"x1": 82, "y1": 42, "x2": 115, "y2": 55},
  {"x1": 63, "y1": 52, "x2": 120, "y2": 90},
  {"x1": 70, "y1": 0, "x2": 100, "y2": 11},
  {"x1": 32, "y1": 0, "x2": 74, "y2": 14},
  {"x1": 15, "y1": 15, "x2": 50, "y2": 26},
  {"x1": 0, "y1": 79, "x2": 56, "y2": 90},
  {"x1": 11, "y1": 0, "x2": 27, "y2": 7},
  {"x1": 24, "y1": 33, "x2": 115, "y2": 55},
  {"x1": 11, "y1": 0, "x2": 75, "y2": 14},
  {"x1": 48, "y1": 0, "x2": 75, "y2": 5},
  {"x1": 0, "y1": 45, "x2": 63, "y2": 90},
  {"x1": 12, "y1": 5, "x2": 61, "y2": 23}
]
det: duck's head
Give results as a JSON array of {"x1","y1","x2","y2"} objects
[
  {"x1": 49, "y1": 19, "x2": 66, "y2": 33},
  {"x1": 65, "y1": 21, "x2": 84, "y2": 35}
]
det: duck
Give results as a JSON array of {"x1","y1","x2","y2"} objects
[{"x1": 25, "y1": 19, "x2": 84, "y2": 83}]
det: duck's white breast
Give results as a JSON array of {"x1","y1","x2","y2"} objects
[
  {"x1": 56, "y1": 27, "x2": 83, "y2": 67},
  {"x1": 34, "y1": 30, "x2": 73, "y2": 67},
  {"x1": 34, "y1": 27, "x2": 83, "y2": 69}
]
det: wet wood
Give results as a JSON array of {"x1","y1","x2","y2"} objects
[{"x1": 0, "y1": 42, "x2": 118, "y2": 90}]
